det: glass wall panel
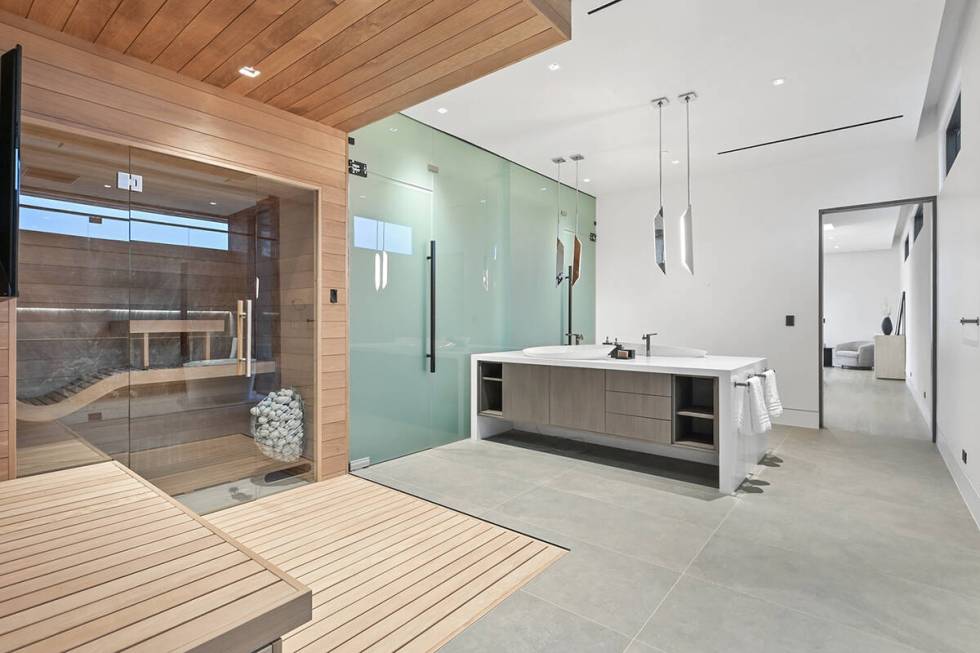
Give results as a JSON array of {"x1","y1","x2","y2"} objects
[
  {"x1": 15, "y1": 125, "x2": 318, "y2": 513},
  {"x1": 349, "y1": 114, "x2": 597, "y2": 465}
]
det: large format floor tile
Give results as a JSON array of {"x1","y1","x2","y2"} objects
[{"x1": 355, "y1": 427, "x2": 980, "y2": 652}]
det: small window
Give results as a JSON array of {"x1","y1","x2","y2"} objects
[
  {"x1": 912, "y1": 205, "x2": 924, "y2": 242},
  {"x1": 904, "y1": 235, "x2": 910, "y2": 261},
  {"x1": 946, "y1": 94, "x2": 961, "y2": 175}
]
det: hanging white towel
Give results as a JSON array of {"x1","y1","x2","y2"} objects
[
  {"x1": 761, "y1": 369, "x2": 783, "y2": 417},
  {"x1": 734, "y1": 383, "x2": 749, "y2": 435},
  {"x1": 747, "y1": 377, "x2": 772, "y2": 434}
]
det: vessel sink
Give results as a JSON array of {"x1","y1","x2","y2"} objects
[
  {"x1": 522, "y1": 345, "x2": 614, "y2": 360},
  {"x1": 644, "y1": 344, "x2": 708, "y2": 358}
]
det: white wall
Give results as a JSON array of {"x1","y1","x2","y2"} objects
[
  {"x1": 597, "y1": 138, "x2": 936, "y2": 428},
  {"x1": 934, "y1": 1, "x2": 980, "y2": 525},
  {"x1": 897, "y1": 205, "x2": 934, "y2": 425},
  {"x1": 823, "y1": 248, "x2": 901, "y2": 348}
]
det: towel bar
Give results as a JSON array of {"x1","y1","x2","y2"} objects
[
  {"x1": 960, "y1": 317, "x2": 979, "y2": 325},
  {"x1": 734, "y1": 381, "x2": 750, "y2": 387}
]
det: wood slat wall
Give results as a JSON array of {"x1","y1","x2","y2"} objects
[
  {"x1": 0, "y1": 13, "x2": 349, "y2": 481},
  {"x1": 0, "y1": 1, "x2": 570, "y2": 131},
  {"x1": 0, "y1": 299, "x2": 13, "y2": 480}
]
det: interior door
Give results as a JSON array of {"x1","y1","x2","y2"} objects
[{"x1": 348, "y1": 172, "x2": 435, "y2": 464}]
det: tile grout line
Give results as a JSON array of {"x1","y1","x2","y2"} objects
[
  {"x1": 518, "y1": 587, "x2": 637, "y2": 641},
  {"x1": 622, "y1": 489, "x2": 742, "y2": 651}
]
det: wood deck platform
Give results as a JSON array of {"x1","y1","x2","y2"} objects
[
  {"x1": 0, "y1": 462, "x2": 311, "y2": 652},
  {"x1": 210, "y1": 475, "x2": 565, "y2": 652}
]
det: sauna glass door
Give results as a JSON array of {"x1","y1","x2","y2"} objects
[{"x1": 125, "y1": 149, "x2": 315, "y2": 507}]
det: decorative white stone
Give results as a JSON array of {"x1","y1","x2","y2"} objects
[{"x1": 250, "y1": 388, "x2": 305, "y2": 462}]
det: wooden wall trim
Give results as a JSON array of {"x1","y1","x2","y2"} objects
[{"x1": 0, "y1": 14, "x2": 349, "y2": 481}]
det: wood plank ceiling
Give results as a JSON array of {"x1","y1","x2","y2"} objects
[{"x1": 0, "y1": 0, "x2": 570, "y2": 131}]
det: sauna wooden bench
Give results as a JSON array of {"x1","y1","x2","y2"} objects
[{"x1": 0, "y1": 461, "x2": 311, "y2": 652}]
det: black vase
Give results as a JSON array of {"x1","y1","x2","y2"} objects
[{"x1": 881, "y1": 316, "x2": 894, "y2": 336}]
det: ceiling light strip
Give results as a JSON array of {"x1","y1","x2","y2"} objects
[{"x1": 717, "y1": 115, "x2": 904, "y2": 155}]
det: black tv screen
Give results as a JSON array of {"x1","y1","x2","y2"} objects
[{"x1": 0, "y1": 45, "x2": 20, "y2": 297}]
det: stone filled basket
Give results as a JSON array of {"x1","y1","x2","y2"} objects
[{"x1": 249, "y1": 388, "x2": 305, "y2": 463}]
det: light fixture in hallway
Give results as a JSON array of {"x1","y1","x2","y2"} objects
[
  {"x1": 652, "y1": 96, "x2": 669, "y2": 274},
  {"x1": 678, "y1": 91, "x2": 697, "y2": 274}
]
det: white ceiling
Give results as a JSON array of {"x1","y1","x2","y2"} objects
[
  {"x1": 823, "y1": 206, "x2": 910, "y2": 253},
  {"x1": 404, "y1": 0, "x2": 946, "y2": 195}
]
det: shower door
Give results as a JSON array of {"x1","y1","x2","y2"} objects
[{"x1": 348, "y1": 171, "x2": 438, "y2": 464}]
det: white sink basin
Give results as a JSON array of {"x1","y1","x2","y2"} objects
[
  {"x1": 644, "y1": 344, "x2": 708, "y2": 358},
  {"x1": 522, "y1": 345, "x2": 614, "y2": 360}
]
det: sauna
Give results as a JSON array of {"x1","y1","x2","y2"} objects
[{"x1": 15, "y1": 125, "x2": 318, "y2": 511}]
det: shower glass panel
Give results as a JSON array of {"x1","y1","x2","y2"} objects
[{"x1": 15, "y1": 125, "x2": 316, "y2": 511}]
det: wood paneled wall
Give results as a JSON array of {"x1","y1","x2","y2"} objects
[
  {"x1": 0, "y1": 13, "x2": 349, "y2": 480},
  {"x1": 0, "y1": 299, "x2": 12, "y2": 479}
]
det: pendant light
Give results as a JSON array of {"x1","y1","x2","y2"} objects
[
  {"x1": 552, "y1": 156, "x2": 566, "y2": 286},
  {"x1": 652, "y1": 97, "x2": 669, "y2": 274},
  {"x1": 570, "y1": 154, "x2": 584, "y2": 285},
  {"x1": 678, "y1": 91, "x2": 697, "y2": 274}
]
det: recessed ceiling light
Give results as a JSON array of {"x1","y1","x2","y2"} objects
[
  {"x1": 209, "y1": 201, "x2": 217, "y2": 206},
  {"x1": 671, "y1": 159, "x2": 680, "y2": 165},
  {"x1": 238, "y1": 66, "x2": 261, "y2": 78},
  {"x1": 548, "y1": 62, "x2": 561, "y2": 71},
  {"x1": 772, "y1": 77, "x2": 786, "y2": 86},
  {"x1": 583, "y1": 178, "x2": 591, "y2": 183},
  {"x1": 823, "y1": 223, "x2": 834, "y2": 231},
  {"x1": 388, "y1": 127, "x2": 398, "y2": 133},
  {"x1": 437, "y1": 107, "x2": 448, "y2": 114}
]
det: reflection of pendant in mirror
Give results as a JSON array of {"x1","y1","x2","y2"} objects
[
  {"x1": 373, "y1": 251, "x2": 381, "y2": 292},
  {"x1": 680, "y1": 205, "x2": 694, "y2": 274},
  {"x1": 381, "y1": 251, "x2": 388, "y2": 290},
  {"x1": 555, "y1": 238, "x2": 565, "y2": 286},
  {"x1": 572, "y1": 235, "x2": 582, "y2": 285}
]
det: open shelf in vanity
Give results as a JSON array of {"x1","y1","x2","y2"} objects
[
  {"x1": 672, "y1": 375, "x2": 719, "y2": 451},
  {"x1": 478, "y1": 361, "x2": 504, "y2": 417}
]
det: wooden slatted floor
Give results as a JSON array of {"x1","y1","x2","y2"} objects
[
  {"x1": 0, "y1": 462, "x2": 311, "y2": 652},
  {"x1": 209, "y1": 475, "x2": 565, "y2": 652}
]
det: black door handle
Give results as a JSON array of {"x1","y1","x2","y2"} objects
[{"x1": 426, "y1": 240, "x2": 436, "y2": 373}]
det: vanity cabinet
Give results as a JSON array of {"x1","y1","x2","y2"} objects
[
  {"x1": 502, "y1": 363, "x2": 550, "y2": 423},
  {"x1": 549, "y1": 367, "x2": 606, "y2": 433},
  {"x1": 604, "y1": 371, "x2": 672, "y2": 444}
]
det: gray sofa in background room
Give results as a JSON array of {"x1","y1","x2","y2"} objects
[{"x1": 833, "y1": 341, "x2": 875, "y2": 369}]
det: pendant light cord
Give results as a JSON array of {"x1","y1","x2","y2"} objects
[
  {"x1": 685, "y1": 96, "x2": 692, "y2": 206},
  {"x1": 657, "y1": 101, "x2": 663, "y2": 208},
  {"x1": 574, "y1": 158, "x2": 580, "y2": 233},
  {"x1": 555, "y1": 159, "x2": 562, "y2": 240}
]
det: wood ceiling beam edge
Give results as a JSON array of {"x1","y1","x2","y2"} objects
[{"x1": 525, "y1": 0, "x2": 570, "y2": 39}]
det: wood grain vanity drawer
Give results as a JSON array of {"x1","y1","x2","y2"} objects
[
  {"x1": 605, "y1": 391, "x2": 671, "y2": 420},
  {"x1": 605, "y1": 371, "x2": 672, "y2": 396},
  {"x1": 604, "y1": 412, "x2": 671, "y2": 444}
]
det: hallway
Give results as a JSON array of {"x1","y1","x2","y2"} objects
[{"x1": 823, "y1": 367, "x2": 931, "y2": 440}]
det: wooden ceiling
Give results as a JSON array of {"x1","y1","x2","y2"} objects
[{"x1": 0, "y1": 0, "x2": 570, "y2": 132}]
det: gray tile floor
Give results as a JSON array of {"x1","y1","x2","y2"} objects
[
  {"x1": 824, "y1": 367, "x2": 931, "y2": 440},
  {"x1": 355, "y1": 426, "x2": 980, "y2": 653}
]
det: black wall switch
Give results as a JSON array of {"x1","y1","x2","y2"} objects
[
  {"x1": 785, "y1": 315, "x2": 795, "y2": 327},
  {"x1": 330, "y1": 289, "x2": 338, "y2": 303},
  {"x1": 963, "y1": 449, "x2": 968, "y2": 464}
]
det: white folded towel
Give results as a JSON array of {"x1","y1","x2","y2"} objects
[
  {"x1": 761, "y1": 369, "x2": 783, "y2": 417},
  {"x1": 747, "y1": 377, "x2": 772, "y2": 434},
  {"x1": 734, "y1": 383, "x2": 747, "y2": 434}
]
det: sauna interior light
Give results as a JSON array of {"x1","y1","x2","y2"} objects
[
  {"x1": 209, "y1": 201, "x2": 217, "y2": 206},
  {"x1": 238, "y1": 66, "x2": 261, "y2": 78}
]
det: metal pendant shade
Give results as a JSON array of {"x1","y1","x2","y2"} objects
[
  {"x1": 653, "y1": 98, "x2": 668, "y2": 274},
  {"x1": 679, "y1": 91, "x2": 697, "y2": 275}
]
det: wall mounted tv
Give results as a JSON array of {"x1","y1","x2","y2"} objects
[{"x1": 0, "y1": 45, "x2": 21, "y2": 298}]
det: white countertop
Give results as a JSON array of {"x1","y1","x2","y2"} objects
[{"x1": 472, "y1": 350, "x2": 766, "y2": 376}]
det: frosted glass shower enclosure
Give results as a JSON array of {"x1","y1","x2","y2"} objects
[{"x1": 348, "y1": 115, "x2": 596, "y2": 465}]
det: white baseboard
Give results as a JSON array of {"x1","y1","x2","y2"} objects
[
  {"x1": 938, "y1": 430, "x2": 980, "y2": 530},
  {"x1": 773, "y1": 408, "x2": 819, "y2": 429}
]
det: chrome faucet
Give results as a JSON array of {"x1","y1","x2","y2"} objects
[
  {"x1": 641, "y1": 332, "x2": 658, "y2": 356},
  {"x1": 565, "y1": 332, "x2": 584, "y2": 345}
]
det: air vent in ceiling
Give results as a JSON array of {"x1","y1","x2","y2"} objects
[
  {"x1": 588, "y1": 0, "x2": 626, "y2": 15},
  {"x1": 717, "y1": 114, "x2": 904, "y2": 155}
]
